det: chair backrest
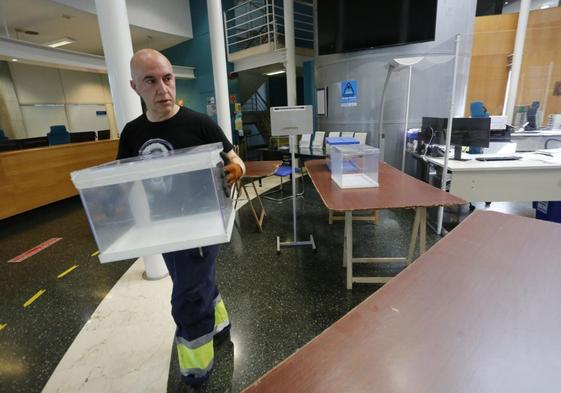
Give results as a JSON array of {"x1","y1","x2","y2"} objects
[
  {"x1": 341, "y1": 132, "x2": 354, "y2": 137},
  {"x1": 97, "y1": 129, "x2": 110, "y2": 140},
  {"x1": 312, "y1": 131, "x2": 325, "y2": 148},
  {"x1": 354, "y1": 132, "x2": 367, "y2": 144},
  {"x1": 0, "y1": 128, "x2": 7, "y2": 141},
  {"x1": 328, "y1": 132, "x2": 341, "y2": 138},
  {"x1": 47, "y1": 125, "x2": 70, "y2": 145},
  {"x1": 70, "y1": 131, "x2": 97, "y2": 143},
  {"x1": 49, "y1": 125, "x2": 68, "y2": 134},
  {"x1": 299, "y1": 133, "x2": 311, "y2": 147},
  {"x1": 470, "y1": 101, "x2": 489, "y2": 118}
]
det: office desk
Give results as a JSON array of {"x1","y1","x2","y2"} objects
[
  {"x1": 305, "y1": 160, "x2": 465, "y2": 289},
  {"x1": 243, "y1": 210, "x2": 561, "y2": 393},
  {"x1": 511, "y1": 130, "x2": 561, "y2": 151},
  {"x1": 426, "y1": 152, "x2": 561, "y2": 202},
  {"x1": 0, "y1": 140, "x2": 118, "y2": 219}
]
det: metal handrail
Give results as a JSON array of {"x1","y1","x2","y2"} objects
[
  {"x1": 228, "y1": 22, "x2": 270, "y2": 39},
  {"x1": 228, "y1": 0, "x2": 264, "y2": 12},
  {"x1": 231, "y1": 32, "x2": 270, "y2": 45},
  {"x1": 227, "y1": 15, "x2": 268, "y2": 31},
  {"x1": 225, "y1": 4, "x2": 268, "y2": 24},
  {"x1": 225, "y1": 0, "x2": 313, "y2": 55}
]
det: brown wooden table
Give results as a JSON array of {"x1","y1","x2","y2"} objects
[
  {"x1": 244, "y1": 210, "x2": 561, "y2": 392},
  {"x1": 305, "y1": 160, "x2": 465, "y2": 289},
  {"x1": 234, "y1": 160, "x2": 282, "y2": 232}
]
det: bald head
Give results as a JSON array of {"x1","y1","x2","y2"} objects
[
  {"x1": 129, "y1": 49, "x2": 178, "y2": 122},
  {"x1": 130, "y1": 48, "x2": 172, "y2": 81}
]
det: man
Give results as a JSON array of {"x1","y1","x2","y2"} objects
[{"x1": 117, "y1": 48, "x2": 245, "y2": 385}]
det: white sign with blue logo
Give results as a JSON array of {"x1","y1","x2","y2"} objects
[{"x1": 340, "y1": 80, "x2": 358, "y2": 107}]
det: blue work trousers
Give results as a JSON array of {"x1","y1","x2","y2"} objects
[{"x1": 163, "y1": 245, "x2": 220, "y2": 350}]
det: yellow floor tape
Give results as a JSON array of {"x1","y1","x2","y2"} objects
[
  {"x1": 23, "y1": 289, "x2": 46, "y2": 308},
  {"x1": 57, "y1": 265, "x2": 79, "y2": 279}
]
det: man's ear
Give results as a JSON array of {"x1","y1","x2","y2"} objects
[{"x1": 130, "y1": 80, "x2": 137, "y2": 93}]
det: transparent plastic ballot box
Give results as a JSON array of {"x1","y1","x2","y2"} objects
[
  {"x1": 325, "y1": 136, "x2": 359, "y2": 154},
  {"x1": 71, "y1": 142, "x2": 234, "y2": 263},
  {"x1": 325, "y1": 136, "x2": 360, "y2": 170},
  {"x1": 330, "y1": 144, "x2": 380, "y2": 189}
]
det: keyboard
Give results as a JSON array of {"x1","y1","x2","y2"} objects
[{"x1": 475, "y1": 155, "x2": 522, "y2": 162}]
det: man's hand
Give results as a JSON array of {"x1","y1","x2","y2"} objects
[{"x1": 224, "y1": 163, "x2": 243, "y2": 185}]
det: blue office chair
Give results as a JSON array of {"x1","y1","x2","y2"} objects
[
  {"x1": 47, "y1": 125, "x2": 70, "y2": 145},
  {"x1": 260, "y1": 150, "x2": 304, "y2": 202},
  {"x1": 0, "y1": 129, "x2": 7, "y2": 140},
  {"x1": 470, "y1": 101, "x2": 489, "y2": 118}
]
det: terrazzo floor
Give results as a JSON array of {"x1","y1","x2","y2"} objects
[{"x1": 0, "y1": 173, "x2": 536, "y2": 393}]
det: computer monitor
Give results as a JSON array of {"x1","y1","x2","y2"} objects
[
  {"x1": 448, "y1": 118, "x2": 490, "y2": 160},
  {"x1": 70, "y1": 131, "x2": 97, "y2": 143},
  {"x1": 20, "y1": 137, "x2": 49, "y2": 149},
  {"x1": 270, "y1": 106, "x2": 313, "y2": 136},
  {"x1": 418, "y1": 117, "x2": 448, "y2": 154}
]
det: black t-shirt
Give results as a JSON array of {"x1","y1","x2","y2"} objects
[{"x1": 116, "y1": 107, "x2": 234, "y2": 159}]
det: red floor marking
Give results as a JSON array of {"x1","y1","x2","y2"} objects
[{"x1": 8, "y1": 238, "x2": 63, "y2": 263}]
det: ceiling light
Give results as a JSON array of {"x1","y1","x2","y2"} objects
[
  {"x1": 540, "y1": 4, "x2": 550, "y2": 9},
  {"x1": 46, "y1": 37, "x2": 76, "y2": 48},
  {"x1": 11, "y1": 58, "x2": 18, "y2": 62},
  {"x1": 264, "y1": 70, "x2": 286, "y2": 76}
]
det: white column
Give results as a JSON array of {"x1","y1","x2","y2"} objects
[
  {"x1": 94, "y1": 0, "x2": 142, "y2": 133},
  {"x1": 505, "y1": 0, "x2": 531, "y2": 124},
  {"x1": 95, "y1": 0, "x2": 168, "y2": 280},
  {"x1": 207, "y1": 0, "x2": 232, "y2": 142},
  {"x1": 284, "y1": 0, "x2": 297, "y2": 106}
]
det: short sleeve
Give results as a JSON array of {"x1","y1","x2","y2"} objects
[
  {"x1": 201, "y1": 116, "x2": 235, "y2": 153},
  {"x1": 116, "y1": 127, "x2": 133, "y2": 159}
]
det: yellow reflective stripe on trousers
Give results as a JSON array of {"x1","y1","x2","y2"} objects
[
  {"x1": 214, "y1": 298, "x2": 229, "y2": 332},
  {"x1": 177, "y1": 339, "x2": 214, "y2": 377}
]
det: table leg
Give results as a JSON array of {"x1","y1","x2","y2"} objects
[
  {"x1": 407, "y1": 208, "x2": 422, "y2": 264},
  {"x1": 251, "y1": 180, "x2": 267, "y2": 218},
  {"x1": 419, "y1": 207, "x2": 427, "y2": 255},
  {"x1": 243, "y1": 181, "x2": 264, "y2": 232},
  {"x1": 233, "y1": 182, "x2": 240, "y2": 210},
  {"x1": 345, "y1": 211, "x2": 353, "y2": 289}
]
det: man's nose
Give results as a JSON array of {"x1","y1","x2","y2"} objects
[{"x1": 155, "y1": 79, "x2": 167, "y2": 93}]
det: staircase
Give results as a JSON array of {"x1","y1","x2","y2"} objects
[{"x1": 224, "y1": 0, "x2": 313, "y2": 71}]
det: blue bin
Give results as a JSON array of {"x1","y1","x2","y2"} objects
[{"x1": 533, "y1": 201, "x2": 561, "y2": 223}]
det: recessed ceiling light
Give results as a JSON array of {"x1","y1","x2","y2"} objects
[
  {"x1": 46, "y1": 37, "x2": 76, "y2": 48},
  {"x1": 11, "y1": 58, "x2": 18, "y2": 62},
  {"x1": 264, "y1": 70, "x2": 286, "y2": 76}
]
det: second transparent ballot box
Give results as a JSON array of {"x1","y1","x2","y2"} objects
[
  {"x1": 71, "y1": 142, "x2": 234, "y2": 263},
  {"x1": 330, "y1": 145, "x2": 380, "y2": 189}
]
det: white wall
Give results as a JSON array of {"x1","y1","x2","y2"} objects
[
  {"x1": 7, "y1": 62, "x2": 116, "y2": 138},
  {"x1": 51, "y1": 0, "x2": 193, "y2": 38},
  {"x1": 316, "y1": 0, "x2": 478, "y2": 168},
  {"x1": 0, "y1": 61, "x2": 26, "y2": 139}
]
